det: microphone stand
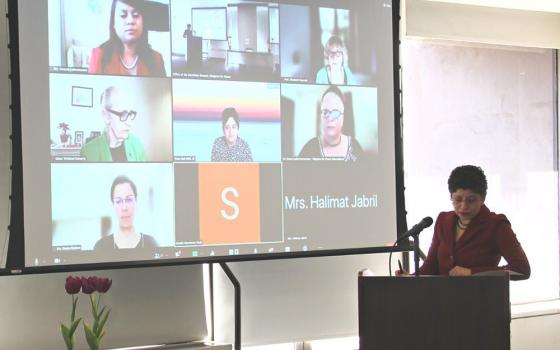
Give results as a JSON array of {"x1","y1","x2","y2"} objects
[{"x1": 413, "y1": 234, "x2": 420, "y2": 277}]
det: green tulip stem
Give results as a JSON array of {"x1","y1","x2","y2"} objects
[
  {"x1": 84, "y1": 292, "x2": 110, "y2": 349},
  {"x1": 62, "y1": 294, "x2": 82, "y2": 350},
  {"x1": 70, "y1": 295, "x2": 77, "y2": 323}
]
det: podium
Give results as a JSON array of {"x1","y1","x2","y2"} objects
[
  {"x1": 186, "y1": 36, "x2": 202, "y2": 68},
  {"x1": 358, "y1": 273, "x2": 510, "y2": 350}
]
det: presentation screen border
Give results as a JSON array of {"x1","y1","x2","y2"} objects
[{"x1": 4, "y1": 0, "x2": 408, "y2": 274}]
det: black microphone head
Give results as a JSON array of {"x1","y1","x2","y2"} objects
[
  {"x1": 420, "y1": 217, "x2": 433, "y2": 228},
  {"x1": 396, "y1": 216, "x2": 434, "y2": 242}
]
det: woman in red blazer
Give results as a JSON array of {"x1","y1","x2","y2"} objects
[
  {"x1": 401, "y1": 165, "x2": 530, "y2": 280},
  {"x1": 88, "y1": 0, "x2": 166, "y2": 77}
]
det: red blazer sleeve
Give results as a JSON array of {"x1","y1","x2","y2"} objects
[
  {"x1": 88, "y1": 47, "x2": 103, "y2": 74},
  {"x1": 470, "y1": 218, "x2": 531, "y2": 280}
]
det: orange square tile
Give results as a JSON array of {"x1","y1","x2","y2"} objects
[{"x1": 198, "y1": 163, "x2": 261, "y2": 244}]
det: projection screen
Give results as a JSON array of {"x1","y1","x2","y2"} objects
[{"x1": 8, "y1": 0, "x2": 401, "y2": 269}]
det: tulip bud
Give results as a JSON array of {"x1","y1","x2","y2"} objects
[
  {"x1": 96, "y1": 277, "x2": 112, "y2": 293},
  {"x1": 64, "y1": 276, "x2": 82, "y2": 294},
  {"x1": 80, "y1": 276, "x2": 97, "y2": 294}
]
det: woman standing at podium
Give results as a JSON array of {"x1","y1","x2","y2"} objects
[{"x1": 399, "y1": 165, "x2": 530, "y2": 280}]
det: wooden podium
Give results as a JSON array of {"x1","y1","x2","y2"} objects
[{"x1": 358, "y1": 273, "x2": 510, "y2": 350}]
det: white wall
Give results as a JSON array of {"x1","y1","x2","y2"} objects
[
  {"x1": 512, "y1": 314, "x2": 560, "y2": 350},
  {"x1": 401, "y1": 39, "x2": 558, "y2": 303},
  {"x1": 213, "y1": 254, "x2": 399, "y2": 347},
  {"x1": 425, "y1": 0, "x2": 560, "y2": 13},
  {"x1": 0, "y1": 266, "x2": 208, "y2": 350},
  {"x1": 403, "y1": 0, "x2": 560, "y2": 48}
]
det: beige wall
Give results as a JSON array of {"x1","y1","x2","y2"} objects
[
  {"x1": 403, "y1": 0, "x2": 560, "y2": 48},
  {"x1": 425, "y1": 0, "x2": 560, "y2": 13}
]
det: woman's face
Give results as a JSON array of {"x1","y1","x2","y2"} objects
[
  {"x1": 223, "y1": 117, "x2": 239, "y2": 146},
  {"x1": 320, "y1": 91, "x2": 344, "y2": 139},
  {"x1": 112, "y1": 182, "x2": 136, "y2": 230},
  {"x1": 451, "y1": 188, "x2": 485, "y2": 223},
  {"x1": 113, "y1": 1, "x2": 144, "y2": 45},
  {"x1": 326, "y1": 45, "x2": 343, "y2": 69}
]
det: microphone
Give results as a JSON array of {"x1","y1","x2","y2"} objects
[{"x1": 397, "y1": 217, "x2": 433, "y2": 242}]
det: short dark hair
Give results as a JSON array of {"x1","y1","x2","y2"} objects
[
  {"x1": 222, "y1": 107, "x2": 240, "y2": 128},
  {"x1": 321, "y1": 85, "x2": 345, "y2": 108},
  {"x1": 110, "y1": 175, "x2": 137, "y2": 201},
  {"x1": 447, "y1": 165, "x2": 487, "y2": 196}
]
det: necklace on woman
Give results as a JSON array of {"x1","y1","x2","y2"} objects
[
  {"x1": 456, "y1": 218, "x2": 469, "y2": 230},
  {"x1": 120, "y1": 54, "x2": 139, "y2": 69}
]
